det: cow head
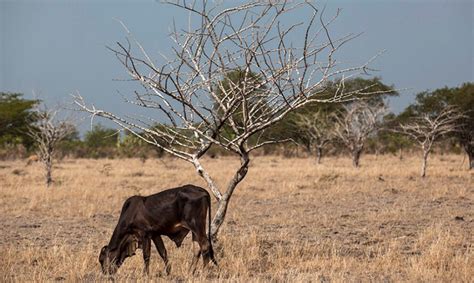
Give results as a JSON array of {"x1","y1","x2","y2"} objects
[
  {"x1": 99, "y1": 245, "x2": 116, "y2": 275},
  {"x1": 99, "y1": 235, "x2": 139, "y2": 275}
]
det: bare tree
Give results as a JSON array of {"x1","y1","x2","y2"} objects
[
  {"x1": 333, "y1": 101, "x2": 386, "y2": 167},
  {"x1": 293, "y1": 110, "x2": 334, "y2": 164},
  {"x1": 74, "y1": 1, "x2": 394, "y2": 239},
  {"x1": 28, "y1": 106, "x2": 75, "y2": 187},
  {"x1": 398, "y1": 107, "x2": 464, "y2": 177}
]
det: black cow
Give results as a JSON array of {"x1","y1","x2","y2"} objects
[{"x1": 99, "y1": 184, "x2": 217, "y2": 275}]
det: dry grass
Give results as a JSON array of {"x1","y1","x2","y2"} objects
[{"x1": 0, "y1": 154, "x2": 472, "y2": 282}]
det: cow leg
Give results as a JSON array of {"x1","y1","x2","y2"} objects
[
  {"x1": 197, "y1": 234, "x2": 212, "y2": 268},
  {"x1": 183, "y1": 199, "x2": 214, "y2": 269},
  {"x1": 188, "y1": 226, "x2": 212, "y2": 268},
  {"x1": 190, "y1": 233, "x2": 202, "y2": 274},
  {"x1": 142, "y1": 237, "x2": 151, "y2": 275},
  {"x1": 152, "y1": 235, "x2": 170, "y2": 275}
]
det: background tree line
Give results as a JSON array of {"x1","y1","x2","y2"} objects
[
  {"x1": 0, "y1": 94, "x2": 162, "y2": 160},
  {"x1": 1, "y1": 79, "x2": 472, "y2": 168}
]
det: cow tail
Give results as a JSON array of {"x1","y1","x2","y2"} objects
[{"x1": 207, "y1": 195, "x2": 218, "y2": 266}]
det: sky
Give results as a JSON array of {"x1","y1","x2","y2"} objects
[{"x1": 1, "y1": 0, "x2": 472, "y2": 132}]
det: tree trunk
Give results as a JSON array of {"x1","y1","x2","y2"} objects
[
  {"x1": 45, "y1": 153, "x2": 53, "y2": 187},
  {"x1": 352, "y1": 148, "x2": 362, "y2": 168},
  {"x1": 316, "y1": 147, "x2": 322, "y2": 164},
  {"x1": 463, "y1": 144, "x2": 474, "y2": 170},
  {"x1": 210, "y1": 153, "x2": 249, "y2": 241},
  {"x1": 421, "y1": 148, "x2": 429, "y2": 178},
  {"x1": 399, "y1": 146, "x2": 403, "y2": 161},
  {"x1": 194, "y1": 158, "x2": 222, "y2": 201},
  {"x1": 469, "y1": 150, "x2": 474, "y2": 170},
  {"x1": 210, "y1": 198, "x2": 229, "y2": 241}
]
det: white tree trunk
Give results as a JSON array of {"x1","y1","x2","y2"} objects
[
  {"x1": 44, "y1": 148, "x2": 53, "y2": 187},
  {"x1": 210, "y1": 198, "x2": 229, "y2": 240},
  {"x1": 194, "y1": 152, "x2": 249, "y2": 241},
  {"x1": 421, "y1": 146, "x2": 429, "y2": 178},
  {"x1": 210, "y1": 154, "x2": 249, "y2": 240}
]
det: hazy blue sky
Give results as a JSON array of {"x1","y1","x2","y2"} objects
[{"x1": 1, "y1": 0, "x2": 472, "y2": 131}]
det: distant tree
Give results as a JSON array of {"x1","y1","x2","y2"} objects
[
  {"x1": 454, "y1": 83, "x2": 474, "y2": 169},
  {"x1": 269, "y1": 77, "x2": 397, "y2": 158},
  {"x1": 333, "y1": 101, "x2": 387, "y2": 167},
  {"x1": 214, "y1": 69, "x2": 267, "y2": 134},
  {"x1": 398, "y1": 106, "x2": 464, "y2": 177},
  {"x1": 292, "y1": 110, "x2": 335, "y2": 164},
  {"x1": 449, "y1": 83, "x2": 474, "y2": 169},
  {"x1": 118, "y1": 131, "x2": 164, "y2": 160},
  {"x1": 84, "y1": 124, "x2": 118, "y2": 158},
  {"x1": 119, "y1": 133, "x2": 145, "y2": 158},
  {"x1": 0, "y1": 93, "x2": 38, "y2": 149},
  {"x1": 334, "y1": 77, "x2": 398, "y2": 105},
  {"x1": 28, "y1": 105, "x2": 75, "y2": 187},
  {"x1": 403, "y1": 83, "x2": 473, "y2": 169},
  {"x1": 56, "y1": 128, "x2": 84, "y2": 159},
  {"x1": 375, "y1": 113, "x2": 413, "y2": 159}
]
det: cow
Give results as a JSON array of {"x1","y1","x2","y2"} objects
[{"x1": 98, "y1": 184, "x2": 218, "y2": 275}]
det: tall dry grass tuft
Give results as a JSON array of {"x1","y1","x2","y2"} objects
[{"x1": 0, "y1": 154, "x2": 472, "y2": 281}]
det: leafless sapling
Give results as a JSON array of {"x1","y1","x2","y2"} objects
[
  {"x1": 74, "y1": 0, "x2": 394, "y2": 239},
  {"x1": 293, "y1": 110, "x2": 335, "y2": 164},
  {"x1": 398, "y1": 107, "x2": 464, "y2": 177},
  {"x1": 333, "y1": 101, "x2": 387, "y2": 167},
  {"x1": 28, "y1": 106, "x2": 75, "y2": 187}
]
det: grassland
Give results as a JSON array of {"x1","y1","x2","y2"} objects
[{"x1": 0, "y1": 154, "x2": 472, "y2": 282}]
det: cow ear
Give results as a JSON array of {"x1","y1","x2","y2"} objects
[{"x1": 101, "y1": 245, "x2": 108, "y2": 253}]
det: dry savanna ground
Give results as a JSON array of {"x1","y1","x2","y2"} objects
[{"x1": 0, "y1": 154, "x2": 473, "y2": 282}]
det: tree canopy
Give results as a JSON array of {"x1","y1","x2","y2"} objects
[
  {"x1": 399, "y1": 83, "x2": 474, "y2": 168},
  {"x1": 0, "y1": 93, "x2": 39, "y2": 149},
  {"x1": 266, "y1": 77, "x2": 397, "y2": 149},
  {"x1": 84, "y1": 124, "x2": 118, "y2": 148}
]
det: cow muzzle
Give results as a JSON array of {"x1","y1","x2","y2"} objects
[
  {"x1": 101, "y1": 257, "x2": 119, "y2": 275},
  {"x1": 99, "y1": 246, "x2": 118, "y2": 275}
]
